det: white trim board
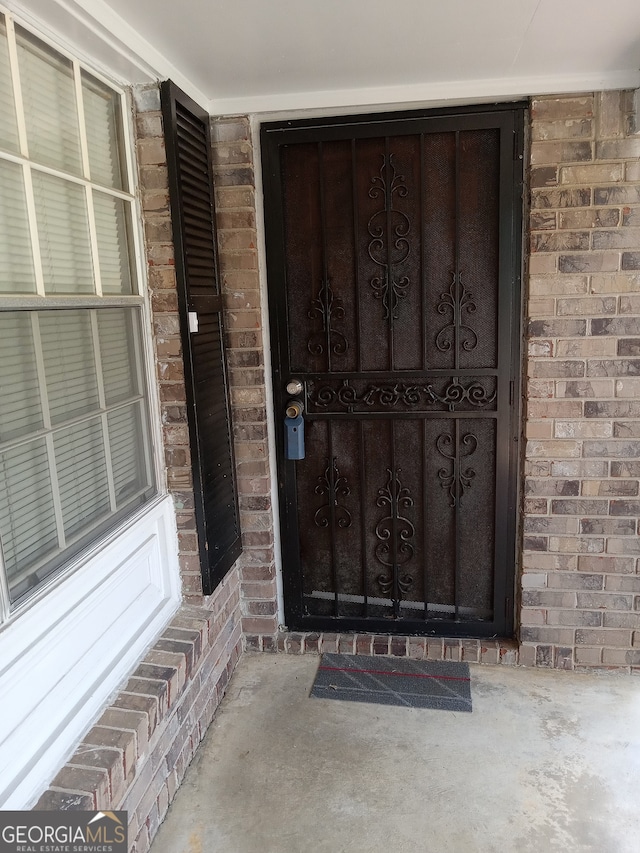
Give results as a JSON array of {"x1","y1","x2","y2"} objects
[
  {"x1": 210, "y1": 70, "x2": 640, "y2": 118},
  {"x1": 0, "y1": 496, "x2": 181, "y2": 808}
]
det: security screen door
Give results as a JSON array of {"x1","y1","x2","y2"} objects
[{"x1": 262, "y1": 105, "x2": 524, "y2": 638}]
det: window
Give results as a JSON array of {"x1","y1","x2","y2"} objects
[{"x1": 0, "y1": 13, "x2": 156, "y2": 614}]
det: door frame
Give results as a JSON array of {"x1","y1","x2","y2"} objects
[{"x1": 261, "y1": 103, "x2": 526, "y2": 638}]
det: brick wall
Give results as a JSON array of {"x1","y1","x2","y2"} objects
[
  {"x1": 35, "y1": 600, "x2": 242, "y2": 853},
  {"x1": 210, "y1": 116, "x2": 280, "y2": 641},
  {"x1": 135, "y1": 98, "x2": 279, "y2": 629},
  {"x1": 227, "y1": 92, "x2": 640, "y2": 672},
  {"x1": 522, "y1": 91, "x2": 640, "y2": 671}
]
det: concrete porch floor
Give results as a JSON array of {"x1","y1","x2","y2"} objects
[{"x1": 150, "y1": 654, "x2": 640, "y2": 853}]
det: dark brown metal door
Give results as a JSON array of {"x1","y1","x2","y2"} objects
[{"x1": 262, "y1": 106, "x2": 524, "y2": 638}]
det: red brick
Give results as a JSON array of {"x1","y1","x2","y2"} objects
[
  {"x1": 97, "y1": 708, "x2": 150, "y2": 758},
  {"x1": 49, "y1": 766, "x2": 110, "y2": 809},
  {"x1": 82, "y1": 728, "x2": 137, "y2": 783},
  {"x1": 35, "y1": 790, "x2": 95, "y2": 810}
]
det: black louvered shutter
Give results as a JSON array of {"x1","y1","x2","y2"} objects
[{"x1": 161, "y1": 81, "x2": 241, "y2": 593}]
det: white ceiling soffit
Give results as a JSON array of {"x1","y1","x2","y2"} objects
[
  {"x1": 2, "y1": 0, "x2": 211, "y2": 107},
  {"x1": 10, "y1": 0, "x2": 640, "y2": 115}
]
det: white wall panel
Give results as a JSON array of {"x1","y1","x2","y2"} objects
[{"x1": 0, "y1": 495, "x2": 180, "y2": 807}]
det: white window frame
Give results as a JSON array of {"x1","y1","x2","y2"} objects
[
  {"x1": 0, "y1": 8, "x2": 167, "y2": 622},
  {"x1": 0, "y1": 5, "x2": 180, "y2": 808}
]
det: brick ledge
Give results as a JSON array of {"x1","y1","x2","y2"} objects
[
  {"x1": 247, "y1": 631, "x2": 520, "y2": 666},
  {"x1": 247, "y1": 630, "x2": 640, "y2": 673},
  {"x1": 34, "y1": 598, "x2": 242, "y2": 853}
]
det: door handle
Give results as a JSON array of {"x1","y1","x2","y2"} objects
[{"x1": 284, "y1": 399, "x2": 305, "y2": 460}]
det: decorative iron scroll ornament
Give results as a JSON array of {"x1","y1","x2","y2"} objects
[
  {"x1": 308, "y1": 377, "x2": 495, "y2": 413},
  {"x1": 436, "y1": 432, "x2": 478, "y2": 508},
  {"x1": 436, "y1": 272, "x2": 478, "y2": 354},
  {"x1": 367, "y1": 155, "x2": 411, "y2": 320},
  {"x1": 307, "y1": 278, "x2": 348, "y2": 357},
  {"x1": 314, "y1": 457, "x2": 352, "y2": 529},
  {"x1": 374, "y1": 468, "x2": 415, "y2": 598}
]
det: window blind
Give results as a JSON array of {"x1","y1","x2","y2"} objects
[
  {"x1": 0, "y1": 16, "x2": 19, "y2": 155},
  {"x1": 97, "y1": 308, "x2": 138, "y2": 404},
  {"x1": 39, "y1": 310, "x2": 100, "y2": 424},
  {"x1": 32, "y1": 171, "x2": 94, "y2": 294},
  {"x1": 54, "y1": 418, "x2": 110, "y2": 540},
  {"x1": 0, "y1": 438, "x2": 59, "y2": 597},
  {"x1": 15, "y1": 24, "x2": 82, "y2": 175},
  {"x1": 0, "y1": 313, "x2": 42, "y2": 443},
  {"x1": 0, "y1": 159, "x2": 36, "y2": 293},
  {"x1": 0, "y1": 306, "x2": 153, "y2": 604},
  {"x1": 108, "y1": 403, "x2": 146, "y2": 507},
  {"x1": 81, "y1": 70, "x2": 125, "y2": 190},
  {"x1": 93, "y1": 191, "x2": 133, "y2": 294}
]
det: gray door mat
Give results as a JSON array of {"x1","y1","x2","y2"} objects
[{"x1": 310, "y1": 653, "x2": 472, "y2": 711}]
